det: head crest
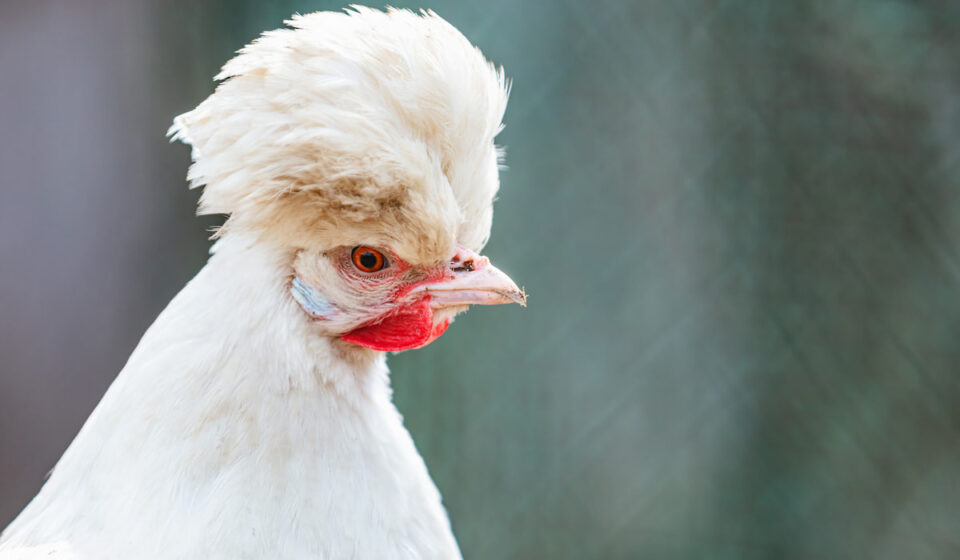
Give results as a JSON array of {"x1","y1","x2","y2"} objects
[{"x1": 169, "y1": 7, "x2": 509, "y2": 263}]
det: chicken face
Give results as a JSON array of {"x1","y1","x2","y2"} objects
[{"x1": 290, "y1": 244, "x2": 524, "y2": 352}]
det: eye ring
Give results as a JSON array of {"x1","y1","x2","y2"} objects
[{"x1": 351, "y1": 246, "x2": 387, "y2": 273}]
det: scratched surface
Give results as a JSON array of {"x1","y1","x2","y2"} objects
[{"x1": 1, "y1": 1, "x2": 959, "y2": 558}]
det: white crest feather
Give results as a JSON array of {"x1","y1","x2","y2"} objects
[{"x1": 169, "y1": 7, "x2": 509, "y2": 260}]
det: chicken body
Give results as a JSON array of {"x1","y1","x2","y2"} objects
[
  {"x1": 2, "y1": 237, "x2": 460, "y2": 559},
  {"x1": 0, "y1": 7, "x2": 519, "y2": 559}
]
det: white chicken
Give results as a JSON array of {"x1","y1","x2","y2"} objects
[{"x1": 0, "y1": 7, "x2": 523, "y2": 559}]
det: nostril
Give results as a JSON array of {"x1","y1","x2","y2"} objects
[{"x1": 452, "y1": 258, "x2": 474, "y2": 273}]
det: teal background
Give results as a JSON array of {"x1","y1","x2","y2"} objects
[{"x1": 2, "y1": 1, "x2": 960, "y2": 558}]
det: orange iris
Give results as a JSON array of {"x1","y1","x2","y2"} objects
[{"x1": 351, "y1": 246, "x2": 386, "y2": 272}]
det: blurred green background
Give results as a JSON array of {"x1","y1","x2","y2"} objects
[{"x1": 2, "y1": 1, "x2": 960, "y2": 558}]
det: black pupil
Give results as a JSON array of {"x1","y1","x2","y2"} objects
[{"x1": 359, "y1": 251, "x2": 379, "y2": 269}]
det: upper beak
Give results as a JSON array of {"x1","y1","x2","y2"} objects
[{"x1": 409, "y1": 247, "x2": 527, "y2": 308}]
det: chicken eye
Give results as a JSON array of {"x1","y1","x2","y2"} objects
[{"x1": 351, "y1": 246, "x2": 387, "y2": 273}]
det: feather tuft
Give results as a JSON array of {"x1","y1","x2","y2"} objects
[{"x1": 168, "y1": 8, "x2": 509, "y2": 264}]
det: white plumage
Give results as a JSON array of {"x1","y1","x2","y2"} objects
[{"x1": 0, "y1": 8, "x2": 522, "y2": 559}]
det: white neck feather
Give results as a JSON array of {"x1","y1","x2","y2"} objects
[{"x1": 0, "y1": 236, "x2": 461, "y2": 559}]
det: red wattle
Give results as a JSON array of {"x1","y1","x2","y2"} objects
[{"x1": 341, "y1": 298, "x2": 449, "y2": 352}]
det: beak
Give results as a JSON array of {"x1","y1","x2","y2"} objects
[{"x1": 410, "y1": 247, "x2": 527, "y2": 309}]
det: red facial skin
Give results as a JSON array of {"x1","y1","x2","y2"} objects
[
  {"x1": 341, "y1": 297, "x2": 450, "y2": 352},
  {"x1": 340, "y1": 251, "x2": 452, "y2": 352}
]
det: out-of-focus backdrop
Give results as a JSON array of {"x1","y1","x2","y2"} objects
[{"x1": 2, "y1": 1, "x2": 959, "y2": 558}]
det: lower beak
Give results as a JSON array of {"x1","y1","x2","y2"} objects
[{"x1": 409, "y1": 247, "x2": 526, "y2": 309}]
